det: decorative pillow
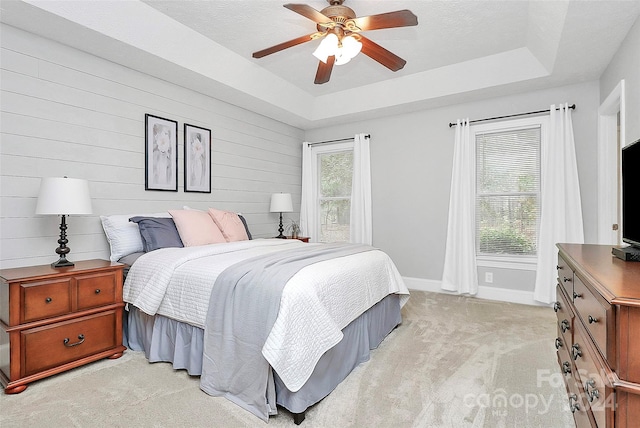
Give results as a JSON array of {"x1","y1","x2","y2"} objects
[
  {"x1": 208, "y1": 208, "x2": 249, "y2": 242},
  {"x1": 169, "y1": 209, "x2": 226, "y2": 246},
  {"x1": 100, "y1": 212, "x2": 170, "y2": 262},
  {"x1": 237, "y1": 214, "x2": 252, "y2": 240},
  {"x1": 129, "y1": 217, "x2": 183, "y2": 252}
]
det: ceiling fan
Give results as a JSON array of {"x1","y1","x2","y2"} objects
[{"x1": 252, "y1": 1, "x2": 418, "y2": 84}]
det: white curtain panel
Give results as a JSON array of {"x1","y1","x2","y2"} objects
[
  {"x1": 300, "y1": 142, "x2": 315, "y2": 241},
  {"x1": 534, "y1": 103, "x2": 584, "y2": 304},
  {"x1": 350, "y1": 133, "x2": 373, "y2": 245},
  {"x1": 441, "y1": 119, "x2": 479, "y2": 294}
]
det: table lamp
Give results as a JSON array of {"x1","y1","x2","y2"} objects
[
  {"x1": 270, "y1": 193, "x2": 293, "y2": 238},
  {"x1": 36, "y1": 177, "x2": 92, "y2": 268}
]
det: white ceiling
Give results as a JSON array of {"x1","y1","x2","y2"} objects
[{"x1": 1, "y1": 0, "x2": 639, "y2": 129}]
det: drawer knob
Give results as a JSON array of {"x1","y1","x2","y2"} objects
[
  {"x1": 95, "y1": 289, "x2": 101, "y2": 294},
  {"x1": 563, "y1": 277, "x2": 571, "y2": 283},
  {"x1": 561, "y1": 319, "x2": 570, "y2": 333},
  {"x1": 45, "y1": 297, "x2": 52, "y2": 303},
  {"x1": 562, "y1": 361, "x2": 571, "y2": 374},
  {"x1": 553, "y1": 302, "x2": 561, "y2": 312},
  {"x1": 555, "y1": 337, "x2": 563, "y2": 349},
  {"x1": 568, "y1": 394, "x2": 580, "y2": 413},
  {"x1": 584, "y1": 379, "x2": 600, "y2": 402},
  {"x1": 571, "y1": 344, "x2": 582, "y2": 361},
  {"x1": 573, "y1": 291, "x2": 582, "y2": 299},
  {"x1": 588, "y1": 315, "x2": 598, "y2": 324},
  {"x1": 63, "y1": 334, "x2": 85, "y2": 347},
  {"x1": 557, "y1": 265, "x2": 563, "y2": 270}
]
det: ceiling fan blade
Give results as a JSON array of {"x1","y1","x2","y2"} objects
[
  {"x1": 252, "y1": 33, "x2": 318, "y2": 58},
  {"x1": 284, "y1": 4, "x2": 332, "y2": 24},
  {"x1": 348, "y1": 10, "x2": 418, "y2": 32},
  {"x1": 314, "y1": 56, "x2": 335, "y2": 84},
  {"x1": 359, "y1": 36, "x2": 407, "y2": 71}
]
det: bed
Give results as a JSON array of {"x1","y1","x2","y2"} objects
[{"x1": 101, "y1": 209, "x2": 410, "y2": 424}]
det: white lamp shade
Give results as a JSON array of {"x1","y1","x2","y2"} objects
[
  {"x1": 312, "y1": 33, "x2": 338, "y2": 63},
  {"x1": 36, "y1": 177, "x2": 93, "y2": 215},
  {"x1": 270, "y1": 193, "x2": 293, "y2": 213}
]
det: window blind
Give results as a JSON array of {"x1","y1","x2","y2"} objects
[{"x1": 476, "y1": 126, "x2": 541, "y2": 255}]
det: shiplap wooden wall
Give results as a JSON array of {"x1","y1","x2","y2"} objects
[{"x1": 0, "y1": 24, "x2": 304, "y2": 269}]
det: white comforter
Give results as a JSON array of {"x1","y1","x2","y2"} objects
[{"x1": 123, "y1": 238, "x2": 409, "y2": 391}]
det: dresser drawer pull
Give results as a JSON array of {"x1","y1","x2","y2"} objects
[
  {"x1": 555, "y1": 337, "x2": 563, "y2": 349},
  {"x1": 587, "y1": 315, "x2": 598, "y2": 324},
  {"x1": 573, "y1": 291, "x2": 582, "y2": 299},
  {"x1": 562, "y1": 361, "x2": 571, "y2": 375},
  {"x1": 561, "y1": 319, "x2": 570, "y2": 333},
  {"x1": 557, "y1": 265, "x2": 562, "y2": 270},
  {"x1": 571, "y1": 344, "x2": 582, "y2": 361},
  {"x1": 563, "y1": 277, "x2": 571, "y2": 283},
  {"x1": 553, "y1": 302, "x2": 561, "y2": 312},
  {"x1": 569, "y1": 394, "x2": 581, "y2": 413},
  {"x1": 584, "y1": 379, "x2": 599, "y2": 402},
  {"x1": 63, "y1": 334, "x2": 85, "y2": 347},
  {"x1": 95, "y1": 289, "x2": 101, "y2": 294},
  {"x1": 45, "y1": 297, "x2": 52, "y2": 303}
]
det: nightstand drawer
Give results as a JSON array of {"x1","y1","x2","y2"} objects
[
  {"x1": 77, "y1": 272, "x2": 118, "y2": 310},
  {"x1": 21, "y1": 279, "x2": 72, "y2": 323},
  {"x1": 21, "y1": 310, "x2": 118, "y2": 377}
]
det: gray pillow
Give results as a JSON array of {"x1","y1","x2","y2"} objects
[
  {"x1": 238, "y1": 214, "x2": 252, "y2": 240},
  {"x1": 129, "y1": 217, "x2": 183, "y2": 252}
]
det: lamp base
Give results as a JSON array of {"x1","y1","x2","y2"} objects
[
  {"x1": 51, "y1": 257, "x2": 74, "y2": 268},
  {"x1": 51, "y1": 214, "x2": 74, "y2": 268},
  {"x1": 276, "y1": 212, "x2": 286, "y2": 238}
]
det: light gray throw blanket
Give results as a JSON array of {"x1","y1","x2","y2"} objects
[{"x1": 199, "y1": 243, "x2": 374, "y2": 421}]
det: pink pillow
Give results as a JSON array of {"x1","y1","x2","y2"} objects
[
  {"x1": 208, "y1": 208, "x2": 249, "y2": 242},
  {"x1": 169, "y1": 209, "x2": 226, "y2": 246}
]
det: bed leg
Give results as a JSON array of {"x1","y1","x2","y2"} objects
[{"x1": 293, "y1": 411, "x2": 306, "y2": 425}]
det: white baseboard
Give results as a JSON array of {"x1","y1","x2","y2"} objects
[{"x1": 402, "y1": 276, "x2": 549, "y2": 307}]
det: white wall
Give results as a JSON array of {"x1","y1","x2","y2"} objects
[
  {"x1": 0, "y1": 24, "x2": 304, "y2": 269},
  {"x1": 305, "y1": 81, "x2": 600, "y2": 299},
  {"x1": 600, "y1": 16, "x2": 640, "y2": 145}
]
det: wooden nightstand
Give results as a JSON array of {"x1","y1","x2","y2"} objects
[
  {"x1": 287, "y1": 236, "x2": 309, "y2": 242},
  {"x1": 0, "y1": 259, "x2": 126, "y2": 394}
]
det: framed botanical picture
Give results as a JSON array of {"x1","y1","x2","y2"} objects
[
  {"x1": 145, "y1": 114, "x2": 178, "y2": 191},
  {"x1": 184, "y1": 123, "x2": 211, "y2": 193}
]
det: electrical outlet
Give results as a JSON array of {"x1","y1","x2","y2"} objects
[{"x1": 485, "y1": 272, "x2": 493, "y2": 283}]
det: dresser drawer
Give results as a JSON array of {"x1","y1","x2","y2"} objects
[
  {"x1": 556, "y1": 325, "x2": 573, "y2": 381},
  {"x1": 77, "y1": 272, "x2": 118, "y2": 310},
  {"x1": 21, "y1": 279, "x2": 73, "y2": 323},
  {"x1": 573, "y1": 274, "x2": 610, "y2": 359},
  {"x1": 572, "y1": 322, "x2": 612, "y2": 428},
  {"x1": 21, "y1": 310, "x2": 118, "y2": 377},
  {"x1": 555, "y1": 285, "x2": 573, "y2": 347},
  {"x1": 567, "y1": 367, "x2": 595, "y2": 428},
  {"x1": 557, "y1": 254, "x2": 573, "y2": 298}
]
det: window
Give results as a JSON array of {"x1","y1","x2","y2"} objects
[
  {"x1": 473, "y1": 117, "x2": 545, "y2": 262},
  {"x1": 310, "y1": 142, "x2": 353, "y2": 243}
]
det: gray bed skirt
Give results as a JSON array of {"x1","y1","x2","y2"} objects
[{"x1": 124, "y1": 293, "x2": 402, "y2": 416}]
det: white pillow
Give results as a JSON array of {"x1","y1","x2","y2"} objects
[{"x1": 100, "y1": 212, "x2": 170, "y2": 262}]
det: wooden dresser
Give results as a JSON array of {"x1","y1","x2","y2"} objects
[
  {"x1": 0, "y1": 259, "x2": 126, "y2": 394},
  {"x1": 555, "y1": 244, "x2": 640, "y2": 427}
]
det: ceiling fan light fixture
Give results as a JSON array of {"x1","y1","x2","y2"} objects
[
  {"x1": 341, "y1": 35, "x2": 362, "y2": 56},
  {"x1": 313, "y1": 33, "x2": 339, "y2": 63}
]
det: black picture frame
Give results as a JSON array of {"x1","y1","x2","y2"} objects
[
  {"x1": 145, "y1": 114, "x2": 178, "y2": 191},
  {"x1": 183, "y1": 123, "x2": 212, "y2": 193}
]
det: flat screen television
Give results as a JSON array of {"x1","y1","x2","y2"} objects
[{"x1": 622, "y1": 138, "x2": 640, "y2": 249}]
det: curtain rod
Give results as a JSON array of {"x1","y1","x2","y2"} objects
[
  {"x1": 308, "y1": 134, "x2": 371, "y2": 146},
  {"x1": 448, "y1": 104, "x2": 576, "y2": 128}
]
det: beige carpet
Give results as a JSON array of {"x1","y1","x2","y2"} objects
[{"x1": 0, "y1": 291, "x2": 574, "y2": 427}]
